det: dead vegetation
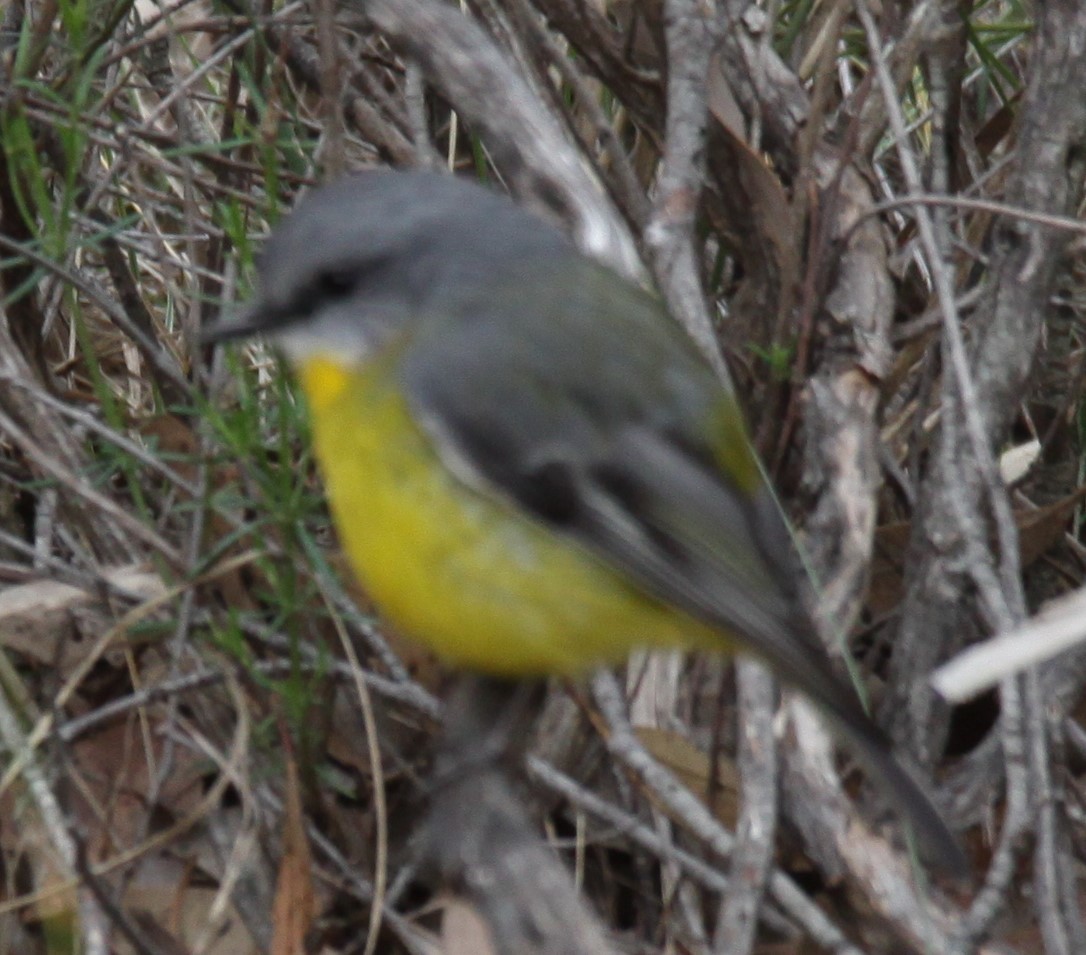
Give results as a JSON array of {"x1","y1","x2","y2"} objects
[{"x1": 1, "y1": 0, "x2": 1086, "y2": 953}]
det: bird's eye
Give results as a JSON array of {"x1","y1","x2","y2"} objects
[{"x1": 314, "y1": 268, "x2": 357, "y2": 300}]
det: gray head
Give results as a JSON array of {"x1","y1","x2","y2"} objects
[{"x1": 209, "y1": 171, "x2": 574, "y2": 361}]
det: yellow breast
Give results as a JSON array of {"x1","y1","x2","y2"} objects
[{"x1": 295, "y1": 352, "x2": 719, "y2": 676}]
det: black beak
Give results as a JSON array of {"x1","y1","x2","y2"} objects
[{"x1": 201, "y1": 303, "x2": 274, "y2": 345}]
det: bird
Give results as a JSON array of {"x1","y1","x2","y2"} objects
[{"x1": 205, "y1": 169, "x2": 965, "y2": 875}]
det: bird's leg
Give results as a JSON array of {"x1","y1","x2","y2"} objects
[
  {"x1": 430, "y1": 674, "x2": 546, "y2": 790},
  {"x1": 424, "y1": 676, "x2": 617, "y2": 954}
]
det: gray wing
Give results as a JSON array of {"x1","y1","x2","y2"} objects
[
  {"x1": 398, "y1": 258, "x2": 966, "y2": 874},
  {"x1": 398, "y1": 260, "x2": 842, "y2": 701}
]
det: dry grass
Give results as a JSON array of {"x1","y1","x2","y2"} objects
[{"x1": 0, "y1": 1, "x2": 1084, "y2": 953}]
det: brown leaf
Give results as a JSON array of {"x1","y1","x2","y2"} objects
[
  {"x1": 870, "y1": 484, "x2": 1086, "y2": 617},
  {"x1": 703, "y1": 123, "x2": 801, "y2": 393},
  {"x1": 271, "y1": 754, "x2": 315, "y2": 955},
  {"x1": 635, "y1": 726, "x2": 740, "y2": 826},
  {"x1": 1016, "y1": 487, "x2": 1086, "y2": 566},
  {"x1": 975, "y1": 92, "x2": 1022, "y2": 160},
  {"x1": 0, "y1": 564, "x2": 165, "y2": 672},
  {"x1": 868, "y1": 522, "x2": 912, "y2": 618},
  {"x1": 440, "y1": 896, "x2": 497, "y2": 955}
]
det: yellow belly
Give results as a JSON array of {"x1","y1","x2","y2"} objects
[{"x1": 296, "y1": 354, "x2": 721, "y2": 676}]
